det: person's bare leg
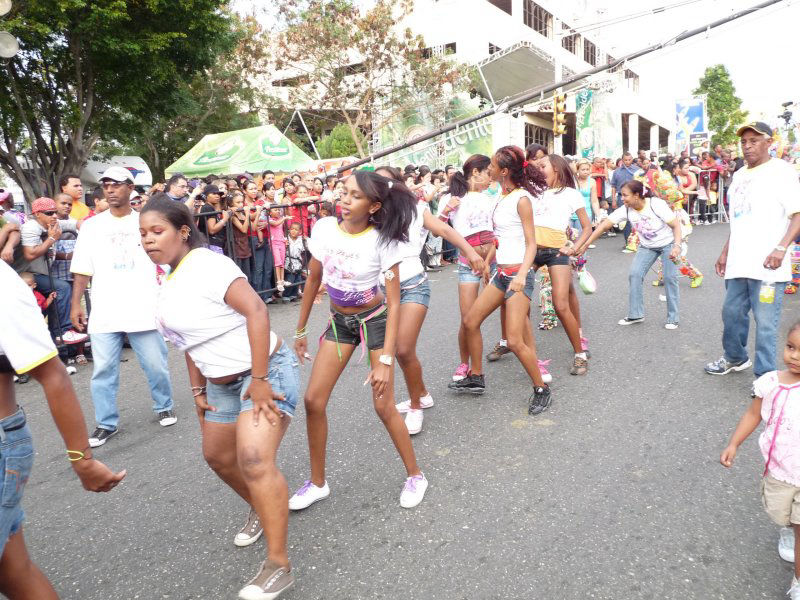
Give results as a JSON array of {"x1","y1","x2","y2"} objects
[
  {"x1": 794, "y1": 523, "x2": 800, "y2": 580},
  {"x1": 202, "y1": 420, "x2": 251, "y2": 503},
  {"x1": 500, "y1": 301, "x2": 507, "y2": 340},
  {"x1": 304, "y1": 340, "x2": 355, "y2": 487},
  {"x1": 549, "y1": 265, "x2": 583, "y2": 353},
  {"x1": 504, "y1": 292, "x2": 545, "y2": 387},
  {"x1": 237, "y1": 412, "x2": 291, "y2": 567},
  {"x1": 0, "y1": 529, "x2": 58, "y2": 600},
  {"x1": 567, "y1": 278, "x2": 583, "y2": 333},
  {"x1": 457, "y1": 283, "x2": 480, "y2": 364},
  {"x1": 369, "y1": 349, "x2": 421, "y2": 477},
  {"x1": 463, "y1": 286, "x2": 506, "y2": 376},
  {"x1": 395, "y1": 302, "x2": 429, "y2": 410}
]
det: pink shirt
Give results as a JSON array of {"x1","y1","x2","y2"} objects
[
  {"x1": 756, "y1": 371, "x2": 800, "y2": 486},
  {"x1": 269, "y1": 222, "x2": 285, "y2": 245}
]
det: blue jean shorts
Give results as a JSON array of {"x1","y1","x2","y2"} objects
[
  {"x1": 400, "y1": 273, "x2": 430, "y2": 307},
  {"x1": 458, "y1": 262, "x2": 497, "y2": 284},
  {"x1": 205, "y1": 342, "x2": 299, "y2": 423},
  {"x1": 0, "y1": 409, "x2": 34, "y2": 557},
  {"x1": 490, "y1": 268, "x2": 536, "y2": 300}
]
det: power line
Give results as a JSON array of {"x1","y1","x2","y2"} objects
[{"x1": 565, "y1": 0, "x2": 707, "y2": 37}]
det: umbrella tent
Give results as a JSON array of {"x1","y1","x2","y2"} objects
[{"x1": 164, "y1": 125, "x2": 316, "y2": 178}]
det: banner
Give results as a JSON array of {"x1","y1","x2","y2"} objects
[
  {"x1": 575, "y1": 90, "x2": 594, "y2": 159},
  {"x1": 590, "y1": 91, "x2": 622, "y2": 160},
  {"x1": 675, "y1": 97, "x2": 707, "y2": 153},
  {"x1": 689, "y1": 132, "x2": 709, "y2": 157}
]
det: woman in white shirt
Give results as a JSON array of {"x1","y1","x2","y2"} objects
[
  {"x1": 449, "y1": 145, "x2": 552, "y2": 416},
  {"x1": 139, "y1": 195, "x2": 298, "y2": 600},
  {"x1": 290, "y1": 171, "x2": 429, "y2": 511},
  {"x1": 536, "y1": 155, "x2": 593, "y2": 376}
]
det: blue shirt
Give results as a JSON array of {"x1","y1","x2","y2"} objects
[{"x1": 610, "y1": 164, "x2": 638, "y2": 201}]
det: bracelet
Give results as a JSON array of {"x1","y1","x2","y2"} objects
[
  {"x1": 192, "y1": 386, "x2": 207, "y2": 397},
  {"x1": 294, "y1": 326, "x2": 308, "y2": 339},
  {"x1": 48, "y1": 236, "x2": 56, "y2": 242},
  {"x1": 66, "y1": 447, "x2": 92, "y2": 462},
  {"x1": 252, "y1": 374, "x2": 269, "y2": 381}
]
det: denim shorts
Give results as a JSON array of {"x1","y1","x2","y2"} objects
[
  {"x1": 205, "y1": 342, "x2": 299, "y2": 423},
  {"x1": 324, "y1": 305, "x2": 387, "y2": 349},
  {"x1": 458, "y1": 262, "x2": 496, "y2": 284},
  {"x1": 400, "y1": 273, "x2": 430, "y2": 307},
  {"x1": 534, "y1": 247, "x2": 570, "y2": 268},
  {"x1": 490, "y1": 268, "x2": 536, "y2": 300},
  {"x1": 0, "y1": 409, "x2": 33, "y2": 557}
]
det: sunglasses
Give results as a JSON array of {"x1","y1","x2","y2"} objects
[
  {"x1": 41, "y1": 210, "x2": 56, "y2": 216},
  {"x1": 130, "y1": 200, "x2": 143, "y2": 206}
]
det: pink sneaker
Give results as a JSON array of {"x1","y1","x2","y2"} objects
[
  {"x1": 538, "y1": 359, "x2": 553, "y2": 384},
  {"x1": 452, "y1": 363, "x2": 469, "y2": 382},
  {"x1": 580, "y1": 337, "x2": 591, "y2": 359},
  {"x1": 62, "y1": 329, "x2": 89, "y2": 345}
]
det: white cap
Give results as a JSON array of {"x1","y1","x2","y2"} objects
[{"x1": 99, "y1": 166, "x2": 134, "y2": 183}]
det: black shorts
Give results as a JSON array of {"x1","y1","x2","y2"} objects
[
  {"x1": 534, "y1": 247, "x2": 570, "y2": 269},
  {"x1": 323, "y1": 305, "x2": 387, "y2": 350}
]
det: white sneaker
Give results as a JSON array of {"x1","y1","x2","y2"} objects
[
  {"x1": 288, "y1": 480, "x2": 330, "y2": 510},
  {"x1": 399, "y1": 473, "x2": 428, "y2": 508},
  {"x1": 65, "y1": 365, "x2": 77, "y2": 375},
  {"x1": 405, "y1": 409, "x2": 423, "y2": 435},
  {"x1": 659, "y1": 294, "x2": 667, "y2": 302},
  {"x1": 588, "y1": 244, "x2": 596, "y2": 249},
  {"x1": 780, "y1": 527, "x2": 795, "y2": 562},
  {"x1": 789, "y1": 576, "x2": 800, "y2": 600},
  {"x1": 62, "y1": 329, "x2": 89, "y2": 344},
  {"x1": 395, "y1": 393, "x2": 434, "y2": 414},
  {"x1": 664, "y1": 323, "x2": 678, "y2": 330},
  {"x1": 277, "y1": 281, "x2": 285, "y2": 292}
]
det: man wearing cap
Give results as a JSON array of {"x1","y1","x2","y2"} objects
[
  {"x1": 59, "y1": 173, "x2": 91, "y2": 221},
  {"x1": 18, "y1": 197, "x2": 86, "y2": 345},
  {"x1": 705, "y1": 122, "x2": 800, "y2": 391},
  {"x1": 69, "y1": 166, "x2": 175, "y2": 448}
]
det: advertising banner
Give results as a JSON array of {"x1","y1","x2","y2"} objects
[
  {"x1": 590, "y1": 91, "x2": 622, "y2": 160},
  {"x1": 575, "y1": 89, "x2": 594, "y2": 159},
  {"x1": 675, "y1": 97, "x2": 707, "y2": 153},
  {"x1": 689, "y1": 132, "x2": 710, "y2": 156}
]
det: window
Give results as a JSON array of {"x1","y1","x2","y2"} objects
[
  {"x1": 583, "y1": 39, "x2": 597, "y2": 66},
  {"x1": 562, "y1": 31, "x2": 580, "y2": 55},
  {"x1": 486, "y1": 0, "x2": 512, "y2": 15},
  {"x1": 525, "y1": 123, "x2": 552, "y2": 151},
  {"x1": 421, "y1": 42, "x2": 457, "y2": 59},
  {"x1": 489, "y1": 43, "x2": 501, "y2": 55},
  {"x1": 523, "y1": 2, "x2": 552, "y2": 38}
]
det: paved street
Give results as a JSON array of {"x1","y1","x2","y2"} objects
[{"x1": 17, "y1": 223, "x2": 799, "y2": 599}]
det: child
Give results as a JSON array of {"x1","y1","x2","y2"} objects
[
  {"x1": 317, "y1": 202, "x2": 333, "y2": 219},
  {"x1": 282, "y1": 222, "x2": 305, "y2": 302},
  {"x1": 20, "y1": 271, "x2": 56, "y2": 312},
  {"x1": 290, "y1": 184, "x2": 317, "y2": 237},
  {"x1": 708, "y1": 179, "x2": 719, "y2": 224},
  {"x1": 228, "y1": 191, "x2": 253, "y2": 281},
  {"x1": 721, "y1": 322, "x2": 800, "y2": 599},
  {"x1": 269, "y1": 207, "x2": 290, "y2": 292}
]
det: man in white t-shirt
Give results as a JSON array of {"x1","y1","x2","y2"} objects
[
  {"x1": 70, "y1": 167, "x2": 175, "y2": 447},
  {"x1": 705, "y1": 122, "x2": 800, "y2": 388}
]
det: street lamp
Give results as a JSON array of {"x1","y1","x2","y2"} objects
[{"x1": 0, "y1": 0, "x2": 18, "y2": 59}]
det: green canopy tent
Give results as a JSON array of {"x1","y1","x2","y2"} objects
[{"x1": 164, "y1": 124, "x2": 316, "y2": 178}]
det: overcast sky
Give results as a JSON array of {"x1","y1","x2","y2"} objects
[{"x1": 237, "y1": 0, "x2": 800, "y2": 124}]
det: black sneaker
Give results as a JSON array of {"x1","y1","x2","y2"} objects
[
  {"x1": 158, "y1": 410, "x2": 177, "y2": 427},
  {"x1": 528, "y1": 385, "x2": 552, "y2": 416},
  {"x1": 447, "y1": 374, "x2": 485, "y2": 394},
  {"x1": 617, "y1": 317, "x2": 644, "y2": 326},
  {"x1": 88, "y1": 427, "x2": 118, "y2": 448}
]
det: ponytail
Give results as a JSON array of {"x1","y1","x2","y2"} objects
[
  {"x1": 352, "y1": 171, "x2": 416, "y2": 245},
  {"x1": 449, "y1": 153, "x2": 491, "y2": 198},
  {"x1": 494, "y1": 145, "x2": 547, "y2": 198}
]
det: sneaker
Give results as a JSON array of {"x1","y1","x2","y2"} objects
[
  {"x1": 780, "y1": 527, "x2": 795, "y2": 562},
  {"x1": 288, "y1": 480, "x2": 330, "y2": 511},
  {"x1": 659, "y1": 294, "x2": 667, "y2": 302},
  {"x1": 570, "y1": 355, "x2": 588, "y2": 376},
  {"x1": 618, "y1": 317, "x2": 644, "y2": 325},
  {"x1": 65, "y1": 364, "x2": 77, "y2": 375},
  {"x1": 588, "y1": 244, "x2": 596, "y2": 249},
  {"x1": 452, "y1": 362, "x2": 469, "y2": 382},
  {"x1": 234, "y1": 508, "x2": 263, "y2": 547},
  {"x1": 538, "y1": 360, "x2": 553, "y2": 384},
  {"x1": 704, "y1": 356, "x2": 752, "y2": 375},
  {"x1": 62, "y1": 329, "x2": 89, "y2": 344},
  {"x1": 447, "y1": 373, "x2": 485, "y2": 394},
  {"x1": 238, "y1": 560, "x2": 294, "y2": 600},
  {"x1": 622, "y1": 248, "x2": 634, "y2": 254},
  {"x1": 396, "y1": 393, "x2": 434, "y2": 413},
  {"x1": 158, "y1": 410, "x2": 177, "y2": 427},
  {"x1": 690, "y1": 275, "x2": 704, "y2": 288},
  {"x1": 75, "y1": 354, "x2": 88, "y2": 366},
  {"x1": 486, "y1": 342, "x2": 511, "y2": 362},
  {"x1": 399, "y1": 473, "x2": 428, "y2": 508},
  {"x1": 277, "y1": 281, "x2": 285, "y2": 292},
  {"x1": 528, "y1": 385, "x2": 552, "y2": 416},
  {"x1": 14, "y1": 374, "x2": 29, "y2": 384},
  {"x1": 606, "y1": 231, "x2": 617, "y2": 237},
  {"x1": 789, "y1": 577, "x2": 800, "y2": 600},
  {"x1": 580, "y1": 336, "x2": 591, "y2": 359},
  {"x1": 665, "y1": 323, "x2": 678, "y2": 330},
  {"x1": 88, "y1": 427, "x2": 118, "y2": 448},
  {"x1": 405, "y1": 408, "x2": 423, "y2": 435}
]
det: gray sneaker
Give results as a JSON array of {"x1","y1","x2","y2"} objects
[
  {"x1": 238, "y1": 560, "x2": 294, "y2": 600},
  {"x1": 704, "y1": 356, "x2": 752, "y2": 375},
  {"x1": 234, "y1": 508, "x2": 263, "y2": 547}
]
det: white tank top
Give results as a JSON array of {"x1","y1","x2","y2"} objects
[{"x1": 492, "y1": 188, "x2": 533, "y2": 264}]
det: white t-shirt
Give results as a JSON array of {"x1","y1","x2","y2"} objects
[
  {"x1": 70, "y1": 210, "x2": 160, "y2": 334},
  {"x1": 726, "y1": 158, "x2": 800, "y2": 282},
  {"x1": 386, "y1": 203, "x2": 428, "y2": 284},
  {"x1": 533, "y1": 187, "x2": 586, "y2": 248},
  {"x1": 308, "y1": 217, "x2": 402, "y2": 305},
  {"x1": 156, "y1": 248, "x2": 276, "y2": 378},
  {"x1": 492, "y1": 188, "x2": 534, "y2": 264},
  {"x1": 449, "y1": 191, "x2": 494, "y2": 238},
  {"x1": 0, "y1": 260, "x2": 58, "y2": 373},
  {"x1": 608, "y1": 197, "x2": 676, "y2": 249}
]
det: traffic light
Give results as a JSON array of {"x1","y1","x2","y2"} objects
[{"x1": 552, "y1": 92, "x2": 567, "y2": 137}]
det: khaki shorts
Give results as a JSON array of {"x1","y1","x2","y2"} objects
[{"x1": 761, "y1": 475, "x2": 800, "y2": 526}]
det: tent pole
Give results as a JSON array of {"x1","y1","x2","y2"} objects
[
  {"x1": 282, "y1": 110, "x2": 297, "y2": 136},
  {"x1": 297, "y1": 110, "x2": 322, "y2": 161}
]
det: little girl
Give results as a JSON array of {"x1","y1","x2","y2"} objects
[
  {"x1": 721, "y1": 322, "x2": 800, "y2": 599},
  {"x1": 269, "y1": 208, "x2": 290, "y2": 292}
]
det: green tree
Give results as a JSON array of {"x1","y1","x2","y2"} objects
[
  {"x1": 693, "y1": 65, "x2": 748, "y2": 148},
  {"x1": 0, "y1": 0, "x2": 237, "y2": 200},
  {"x1": 275, "y1": 0, "x2": 471, "y2": 159},
  {"x1": 315, "y1": 124, "x2": 363, "y2": 159}
]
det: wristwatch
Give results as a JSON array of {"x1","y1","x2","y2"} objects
[
  {"x1": 775, "y1": 245, "x2": 787, "y2": 253},
  {"x1": 378, "y1": 355, "x2": 393, "y2": 366}
]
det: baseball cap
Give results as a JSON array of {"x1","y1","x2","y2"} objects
[
  {"x1": 203, "y1": 184, "x2": 222, "y2": 196},
  {"x1": 736, "y1": 121, "x2": 773, "y2": 137},
  {"x1": 31, "y1": 197, "x2": 57, "y2": 213},
  {"x1": 99, "y1": 166, "x2": 134, "y2": 183}
]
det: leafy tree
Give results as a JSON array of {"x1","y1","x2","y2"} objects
[
  {"x1": 275, "y1": 0, "x2": 471, "y2": 159},
  {"x1": 0, "y1": 0, "x2": 237, "y2": 200},
  {"x1": 316, "y1": 124, "x2": 363, "y2": 159},
  {"x1": 693, "y1": 65, "x2": 748, "y2": 148}
]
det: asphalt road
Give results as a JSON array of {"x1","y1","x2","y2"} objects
[{"x1": 16, "y1": 223, "x2": 800, "y2": 600}]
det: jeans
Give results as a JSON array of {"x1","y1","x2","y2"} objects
[
  {"x1": 721, "y1": 278, "x2": 786, "y2": 377},
  {"x1": 0, "y1": 409, "x2": 33, "y2": 556},
  {"x1": 33, "y1": 273, "x2": 72, "y2": 336},
  {"x1": 234, "y1": 256, "x2": 252, "y2": 282},
  {"x1": 249, "y1": 238, "x2": 274, "y2": 295},
  {"x1": 90, "y1": 330, "x2": 173, "y2": 430},
  {"x1": 282, "y1": 270, "x2": 304, "y2": 300},
  {"x1": 629, "y1": 244, "x2": 679, "y2": 324}
]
